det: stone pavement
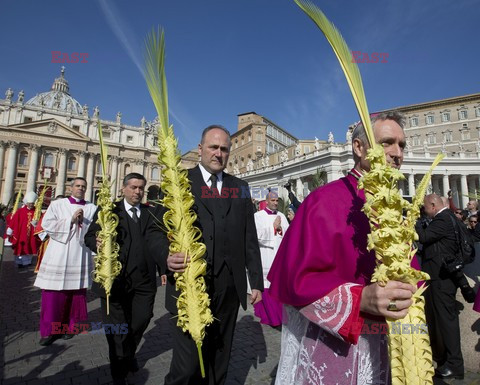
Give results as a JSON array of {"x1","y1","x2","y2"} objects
[
  {"x1": 1, "y1": 246, "x2": 479, "y2": 385},
  {"x1": 0, "y1": 247, "x2": 280, "y2": 385}
]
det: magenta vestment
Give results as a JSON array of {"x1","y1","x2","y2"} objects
[
  {"x1": 268, "y1": 172, "x2": 391, "y2": 385},
  {"x1": 268, "y1": 172, "x2": 376, "y2": 306}
]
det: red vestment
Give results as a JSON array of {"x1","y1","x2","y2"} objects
[{"x1": 9, "y1": 206, "x2": 39, "y2": 256}]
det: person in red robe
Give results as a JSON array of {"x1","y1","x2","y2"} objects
[{"x1": 7, "y1": 191, "x2": 39, "y2": 267}]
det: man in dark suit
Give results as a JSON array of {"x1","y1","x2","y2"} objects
[
  {"x1": 415, "y1": 193, "x2": 464, "y2": 380},
  {"x1": 164, "y1": 125, "x2": 263, "y2": 385},
  {"x1": 85, "y1": 173, "x2": 167, "y2": 385}
]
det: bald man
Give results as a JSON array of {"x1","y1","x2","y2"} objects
[{"x1": 415, "y1": 194, "x2": 467, "y2": 380}]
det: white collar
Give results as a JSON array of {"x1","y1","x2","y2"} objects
[
  {"x1": 198, "y1": 163, "x2": 223, "y2": 185},
  {"x1": 123, "y1": 199, "x2": 141, "y2": 213}
]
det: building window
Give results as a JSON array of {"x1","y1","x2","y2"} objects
[
  {"x1": 426, "y1": 115, "x2": 434, "y2": 125},
  {"x1": 96, "y1": 161, "x2": 102, "y2": 175},
  {"x1": 124, "y1": 164, "x2": 131, "y2": 175},
  {"x1": 18, "y1": 151, "x2": 28, "y2": 167},
  {"x1": 241, "y1": 136, "x2": 244, "y2": 145},
  {"x1": 427, "y1": 134, "x2": 436, "y2": 145},
  {"x1": 151, "y1": 167, "x2": 160, "y2": 181},
  {"x1": 461, "y1": 127, "x2": 470, "y2": 141},
  {"x1": 442, "y1": 113, "x2": 450, "y2": 122},
  {"x1": 411, "y1": 117, "x2": 418, "y2": 127},
  {"x1": 304, "y1": 145, "x2": 310, "y2": 154},
  {"x1": 68, "y1": 157, "x2": 77, "y2": 171},
  {"x1": 44, "y1": 152, "x2": 54, "y2": 167},
  {"x1": 126, "y1": 135, "x2": 134, "y2": 144},
  {"x1": 72, "y1": 125, "x2": 80, "y2": 131},
  {"x1": 459, "y1": 110, "x2": 468, "y2": 120},
  {"x1": 153, "y1": 137, "x2": 158, "y2": 146},
  {"x1": 248, "y1": 132, "x2": 252, "y2": 142},
  {"x1": 413, "y1": 136, "x2": 420, "y2": 146},
  {"x1": 443, "y1": 131, "x2": 452, "y2": 142},
  {"x1": 102, "y1": 130, "x2": 111, "y2": 139},
  {"x1": 23, "y1": 116, "x2": 33, "y2": 123},
  {"x1": 476, "y1": 107, "x2": 480, "y2": 117},
  {"x1": 235, "y1": 139, "x2": 238, "y2": 149}
]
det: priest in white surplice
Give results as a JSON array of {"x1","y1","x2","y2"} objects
[
  {"x1": 34, "y1": 177, "x2": 97, "y2": 346},
  {"x1": 253, "y1": 190, "x2": 289, "y2": 326}
]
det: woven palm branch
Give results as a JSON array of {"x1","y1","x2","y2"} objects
[
  {"x1": 144, "y1": 28, "x2": 213, "y2": 378},
  {"x1": 92, "y1": 120, "x2": 121, "y2": 315},
  {"x1": 12, "y1": 183, "x2": 23, "y2": 215},
  {"x1": 294, "y1": 1, "x2": 440, "y2": 383},
  {"x1": 34, "y1": 180, "x2": 48, "y2": 221}
]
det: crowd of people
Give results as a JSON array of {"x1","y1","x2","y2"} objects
[{"x1": 2, "y1": 114, "x2": 480, "y2": 384}]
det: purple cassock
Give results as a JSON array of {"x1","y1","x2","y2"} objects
[
  {"x1": 267, "y1": 170, "x2": 392, "y2": 385},
  {"x1": 268, "y1": 170, "x2": 376, "y2": 306}
]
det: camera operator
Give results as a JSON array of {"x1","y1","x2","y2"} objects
[
  {"x1": 283, "y1": 181, "x2": 301, "y2": 210},
  {"x1": 415, "y1": 193, "x2": 473, "y2": 380}
]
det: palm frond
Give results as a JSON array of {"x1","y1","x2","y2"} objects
[{"x1": 294, "y1": 0, "x2": 374, "y2": 146}]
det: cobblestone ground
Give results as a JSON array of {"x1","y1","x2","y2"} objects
[
  {"x1": 1, "y1": 246, "x2": 479, "y2": 385},
  {"x1": 0, "y1": 247, "x2": 280, "y2": 385}
]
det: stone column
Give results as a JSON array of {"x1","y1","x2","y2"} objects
[
  {"x1": 77, "y1": 151, "x2": 87, "y2": 178},
  {"x1": 0, "y1": 141, "x2": 7, "y2": 181},
  {"x1": 85, "y1": 153, "x2": 96, "y2": 202},
  {"x1": 26, "y1": 144, "x2": 40, "y2": 193},
  {"x1": 55, "y1": 148, "x2": 68, "y2": 196},
  {"x1": 2, "y1": 141, "x2": 19, "y2": 205},
  {"x1": 408, "y1": 173, "x2": 415, "y2": 197},
  {"x1": 460, "y1": 174, "x2": 469, "y2": 208},
  {"x1": 432, "y1": 177, "x2": 440, "y2": 195},
  {"x1": 398, "y1": 179, "x2": 405, "y2": 197},
  {"x1": 110, "y1": 156, "x2": 119, "y2": 196},
  {"x1": 442, "y1": 174, "x2": 450, "y2": 197},
  {"x1": 467, "y1": 177, "x2": 476, "y2": 200},
  {"x1": 295, "y1": 178, "x2": 303, "y2": 200}
]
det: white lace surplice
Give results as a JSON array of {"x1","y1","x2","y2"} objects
[{"x1": 275, "y1": 283, "x2": 391, "y2": 385}]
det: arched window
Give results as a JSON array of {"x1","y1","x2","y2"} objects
[
  {"x1": 151, "y1": 167, "x2": 160, "y2": 181},
  {"x1": 68, "y1": 157, "x2": 77, "y2": 171},
  {"x1": 44, "y1": 152, "x2": 54, "y2": 167},
  {"x1": 18, "y1": 151, "x2": 28, "y2": 167}
]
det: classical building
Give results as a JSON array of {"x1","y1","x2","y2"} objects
[
  {"x1": 0, "y1": 68, "x2": 161, "y2": 205},
  {"x1": 229, "y1": 112, "x2": 299, "y2": 174},
  {"x1": 2, "y1": 69, "x2": 478, "y2": 211},
  {"x1": 237, "y1": 93, "x2": 480, "y2": 208}
]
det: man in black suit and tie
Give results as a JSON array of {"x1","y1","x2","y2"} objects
[
  {"x1": 415, "y1": 193, "x2": 465, "y2": 380},
  {"x1": 85, "y1": 173, "x2": 167, "y2": 385},
  {"x1": 164, "y1": 125, "x2": 263, "y2": 385}
]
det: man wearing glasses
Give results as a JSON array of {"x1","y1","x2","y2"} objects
[{"x1": 468, "y1": 215, "x2": 478, "y2": 230}]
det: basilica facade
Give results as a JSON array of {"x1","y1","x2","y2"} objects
[{"x1": 0, "y1": 68, "x2": 161, "y2": 206}]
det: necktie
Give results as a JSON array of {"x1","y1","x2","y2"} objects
[
  {"x1": 130, "y1": 207, "x2": 139, "y2": 223},
  {"x1": 210, "y1": 174, "x2": 218, "y2": 191}
]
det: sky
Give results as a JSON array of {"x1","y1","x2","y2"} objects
[{"x1": 1, "y1": 0, "x2": 479, "y2": 153}]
